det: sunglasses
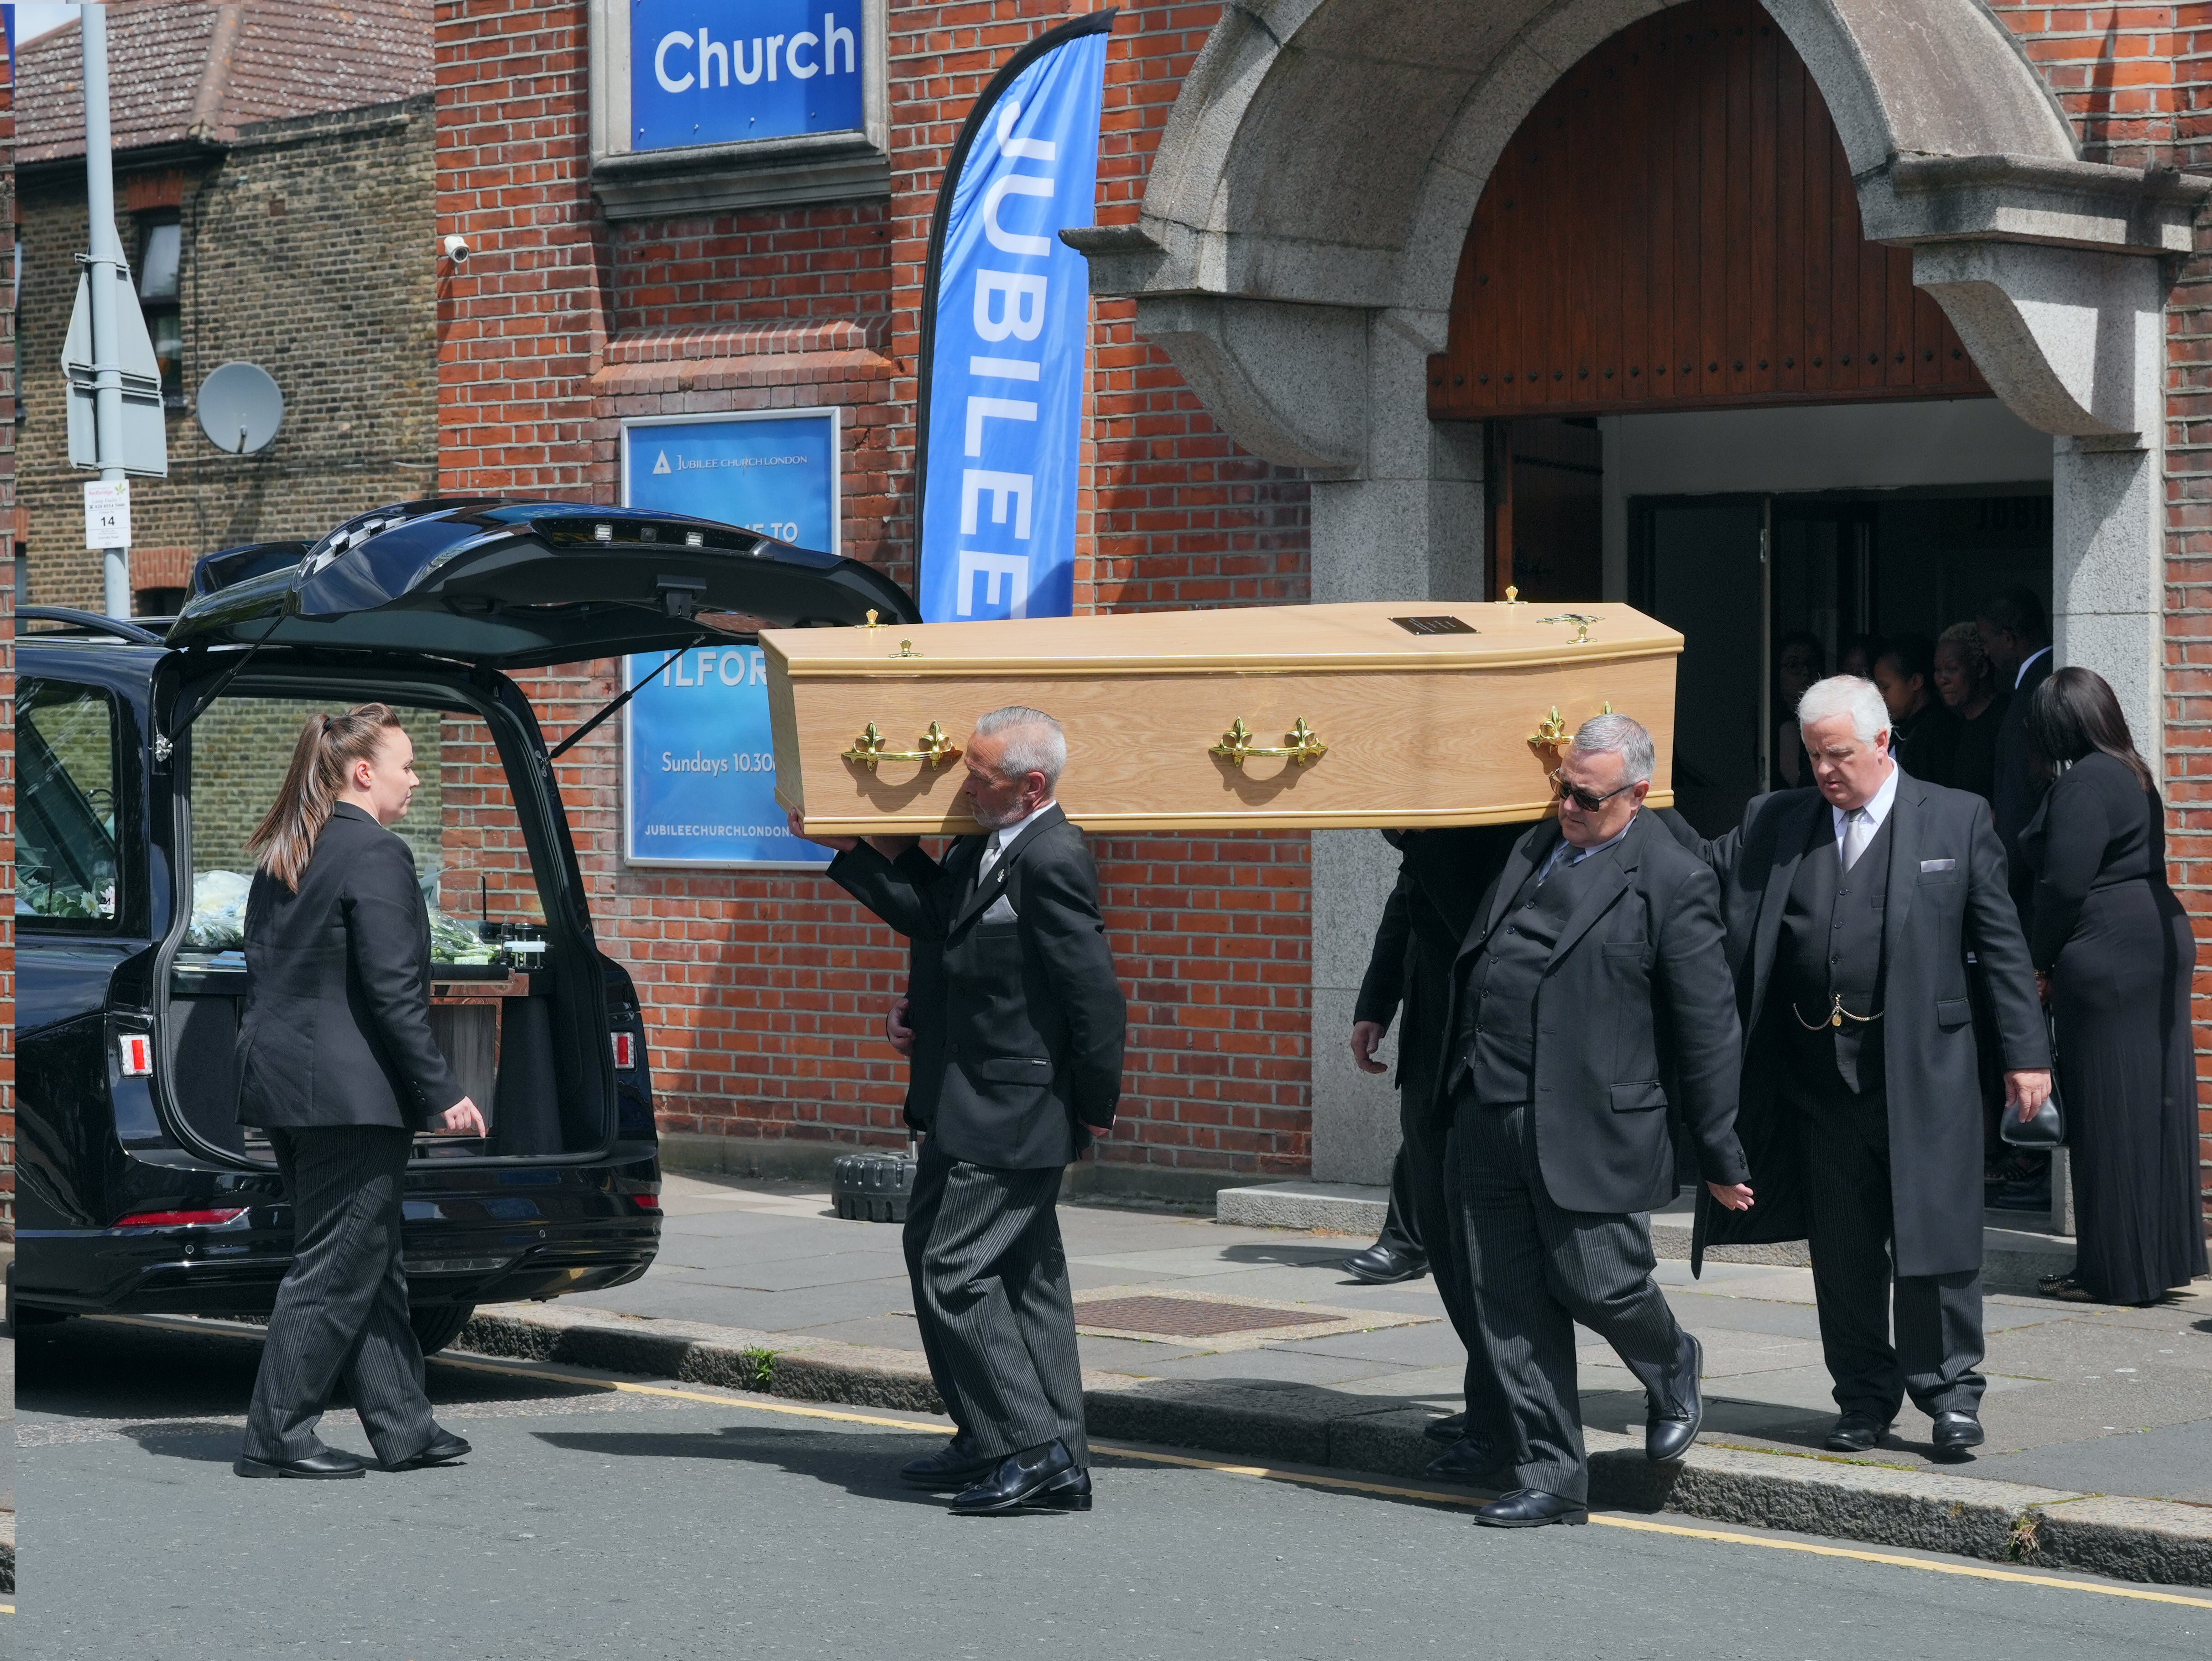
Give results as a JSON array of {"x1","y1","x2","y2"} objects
[{"x1": 1550, "y1": 768, "x2": 1636, "y2": 814}]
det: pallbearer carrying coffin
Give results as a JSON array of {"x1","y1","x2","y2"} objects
[
  {"x1": 1432, "y1": 714, "x2": 1755, "y2": 1527},
  {"x1": 790, "y1": 706, "x2": 1126, "y2": 1515}
]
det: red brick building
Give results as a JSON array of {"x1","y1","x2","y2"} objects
[{"x1": 437, "y1": 0, "x2": 2212, "y2": 1214}]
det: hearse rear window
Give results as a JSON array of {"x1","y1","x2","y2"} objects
[
  {"x1": 171, "y1": 691, "x2": 602, "y2": 1165},
  {"x1": 185, "y1": 695, "x2": 549, "y2": 960},
  {"x1": 18, "y1": 679, "x2": 124, "y2": 929}
]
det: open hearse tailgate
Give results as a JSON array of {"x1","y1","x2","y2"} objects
[{"x1": 166, "y1": 500, "x2": 918, "y2": 669}]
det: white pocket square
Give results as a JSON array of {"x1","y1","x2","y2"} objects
[
  {"x1": 1920, "y1": 858, "x2": 1957, "y2": 873},
  {"x1": 981, "y1": 894, "x2": 1019, "y2": 924}
]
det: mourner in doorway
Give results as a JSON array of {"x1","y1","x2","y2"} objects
[
  {"x1": 2021, "y1": 669, "x2": 2207, "y2": 1307},
  {"x1": 1664, "y1": 677, "x2": 2050, "y2": 1458},
  {"x1": 1977, "y1": 587, "x2": 2055, "y2": 914},
  {"x1": 1932, "y1": 622, "x2": 2005, "y2": 807},
  {"x1": 1435, "y1": 714, "x2": 1752, "y2": 1528},
  {"x1": 794, "y1": 707, "x2": 1126, "y2": 1515},
  {"x1": 1873, "y1": 634, "x2": 1959, "y2": 788}
]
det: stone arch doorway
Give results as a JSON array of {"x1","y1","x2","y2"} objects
[{"x1": 1070, "y1": 0, "x2": 2207, "y2": 1182}]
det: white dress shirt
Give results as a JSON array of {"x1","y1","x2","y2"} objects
[
  {"x1": 1831, "y1": 762, "x2": 1900, "y2": 849},
  {"x1": 976, "y1": 799, "x2": 1057, "y2": 883},
  {"x1": 2014, "y1": 645, "x2": 2051, "y2": 690}
]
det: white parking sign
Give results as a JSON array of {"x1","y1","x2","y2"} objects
[{"x1": 84, "y1": 479, "x2": 132, "y2": 549}]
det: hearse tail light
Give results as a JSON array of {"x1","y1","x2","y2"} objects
[
  {"x1": 612, "y1": 1032, "x2": 637, "y2": 1070},
  {"x1": 116, "y1": 1209, "x2": 246, "y2": 1228},
  {"x1": 631, "y1": 1194, "x2": 662, "y2": 1213},
  {"x1": 118, "y1": 1033, "x2": 154, "y2": 1076}
]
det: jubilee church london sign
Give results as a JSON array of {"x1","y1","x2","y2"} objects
[{"x1": 630, "y1": 0, "x2": 865, "y2": 148}]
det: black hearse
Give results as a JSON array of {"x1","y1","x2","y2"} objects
[{"x1": 16, "y1": 499, "x2": 915, "y2": 1348}]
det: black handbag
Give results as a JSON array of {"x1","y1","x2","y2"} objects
[{"x1": 2000, "y1": 1009, "x2": 2066, "y2": 1149}]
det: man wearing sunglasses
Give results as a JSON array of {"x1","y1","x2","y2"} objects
[{"x1": 1433, "y1": 714, "x2": 1753, "y2": 1528}]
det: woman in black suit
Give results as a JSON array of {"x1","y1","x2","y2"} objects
[
  {"x1": 234, "y1": 705, "x2": 486, "y2": 1478},
  {"x1": 2021, "y1": 670, "x2": 2207, "y2": 1305}
]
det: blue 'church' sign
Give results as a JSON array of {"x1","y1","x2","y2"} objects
[{"x1": 630, "y1": 0, "x2": 864, "y2": 150}]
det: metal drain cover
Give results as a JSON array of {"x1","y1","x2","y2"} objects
[{"x1": 1075, "y1": 1296, "x2": 1322, "y2": 1338}]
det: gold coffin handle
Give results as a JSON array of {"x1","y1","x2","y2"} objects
[
  {"x1": 841, "y1": 721, "x2": 963, "y2": 771},
  {"x1": 1210, "y1": 716, "x2": 1328, "y2": 768}
]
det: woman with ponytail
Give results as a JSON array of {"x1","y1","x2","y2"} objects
[{"x1": 233, "y1": 704, "x2": 486, "y2": 1480}]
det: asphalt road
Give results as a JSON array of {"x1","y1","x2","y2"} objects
[{"x1": 15, "y1": 1317, "x2": 2211, "y2": 1661}]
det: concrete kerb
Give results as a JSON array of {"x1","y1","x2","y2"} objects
[{"x1": 454, "y1": 1301, "x2": 2212, "y2": 1588}]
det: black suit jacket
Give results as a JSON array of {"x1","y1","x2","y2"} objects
[
  {"x1": 831, "y1": 805, "x2": 1127, "y2": 1170},
  {"x1": 1427, "y1": 812, "x2": 1748, "y2": 1215},
  {"x1": 1356, "y1": 825, "x2": 1523, "y2": 1119},
  {"x1": 1993, "y1": 648, "x2": 2054, "y2": 908},
  {"x1": 236, "y1": 803, "x2": 464, "y2": 1130},
  {"x1": 1664, "y1": 773, "x2": 2049, "y2": 1277}
]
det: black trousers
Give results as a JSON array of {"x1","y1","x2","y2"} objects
[
  {"x1": 243, "y1": 1125, "x2": 439, "y2": 1466},
  {"x1": 903, "y1": 1137, "x2": 1087, "y2": 1463},
  {"x1": 1391, "y1": 1109, "x2": 1510, "y2": 1441},
  {"x1": 1373, "y1": 1144, "x2": 1426, "y2": 1259},
  {"x1": 1446, "y1": 1092, "x2": 1686, "y2": 1504},
  {"x1": 1791, "y1": 1074, "x2": 1985, "y2": 1422}
]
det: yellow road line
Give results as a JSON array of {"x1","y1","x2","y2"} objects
[
  {"x1": 428, "y1": 1354, "x2": 2212, "y2": 1612},
  {"x1": 433, "y1": 1352, "x2": 947, "y2": 1432}
]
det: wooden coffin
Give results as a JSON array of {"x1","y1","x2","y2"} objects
[{"x1": 764, "y1": 601, "x2": 1680, "y2": 836}]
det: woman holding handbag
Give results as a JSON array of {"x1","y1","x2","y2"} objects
[{"x1": 2020, "y1": 670, "x2": 2207, "y2": 1306}]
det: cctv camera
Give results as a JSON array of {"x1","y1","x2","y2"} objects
[{"x1": 442, "y1": 234, "x2": 470, "y2": 264}]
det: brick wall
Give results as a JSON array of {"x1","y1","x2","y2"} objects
[
  {"x1": 18, "y1": 95, "x2": 438, "y2": 609},
  {"x1": 437, "y1": 0, "x2": 1314, "y2": 1182},
  {"x1": 1988, "y1": 4, "x2": 2196, "y2": 167}
]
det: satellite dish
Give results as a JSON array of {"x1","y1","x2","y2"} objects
[{"x1": 196, "y1": 361, "x2": 286, "y2": 455}]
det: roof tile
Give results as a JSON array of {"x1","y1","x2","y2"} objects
[{"x1": 16, "y1": 0, "x2": 431, "y2": 165}]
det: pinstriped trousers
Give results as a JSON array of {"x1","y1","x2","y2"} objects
[
  {"x1": 1446, "y1": 1092, "x2": 1687, "y2": 1505},
  {"x1": 903, "y1": 1137, "x2": 1088, "y2": 1463},
  {"x1": 242, "y1": 1125, "x2": 440, "y2": 1467}
]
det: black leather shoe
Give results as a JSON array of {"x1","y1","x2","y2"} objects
[
  {"x1": 1646, "y1": 1332, "x2": 1704, "y2": 1463},
  {"x1": 235, "y1": 1448, "x2": 370, "y2": 1480},
  {"x1": 1424, "y1": 1435, "x2": 1508, "y2": 1486},
  {"x1": 901, "y1": 1438, "x2": 1002, "y2": 1490},
  {"x1": 950, "y1": 1439, "x2": 1080, "y2": 1515},
  {"x1": 1343, "y1": 1242, "x2": 1428, "y2": 1285},
  {"x1": 386, "y1": 1431, "x2": 471, "y2": 1472},
  {"x1": 1025, "y1": 1468, "x2": 1093, "y2": 1511},
  {"x1": 1930, "y1": 1411, "x2": 1985, "y2": 1455},
  {"x1": 1824, "y1": 1412, "x2": 1891, "y2": 1453},
  {"x1": 1472, "y1": 1488, "x2": 1587, "y2": 1528},
  {"x1": 1422, "y1": 1411, "x2": 1468, "y2": 1446}
]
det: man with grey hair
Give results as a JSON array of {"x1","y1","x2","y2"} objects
[
  {"x1": 1659, "y1": 673, "x2": 2049, "y2": 1461},
  {"x1": 1430, "y1": 711, "x2": 1752, "y2": 1527},
  {"x1": 791, "y1": 705, "x2": 1125, "y2": 1515}
]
